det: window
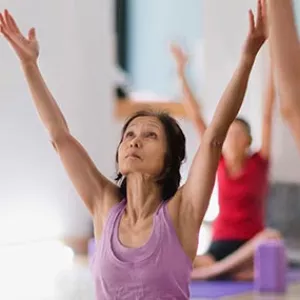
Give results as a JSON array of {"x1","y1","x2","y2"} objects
[{"x1": 114, "y1": 0, "x2": 203, "y2": 118}]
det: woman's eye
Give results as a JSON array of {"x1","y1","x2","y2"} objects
[
  {"x1": 125, "y1": 131, "x2": 134, "y2": 138},
  {"x1": 146, "y1": 132, "x2": 157, "y2": 138}
]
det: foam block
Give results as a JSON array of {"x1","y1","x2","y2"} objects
[{"x1": 254, "y1": 240, "x2": 287, "y2": 293}]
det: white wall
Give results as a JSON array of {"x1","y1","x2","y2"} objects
[
  {"x1": 0, "y1": 0, "x2": 118, "y2": 243},
  {"x1": 2, "y1": 0, "x2": 300, "y2": 245}
]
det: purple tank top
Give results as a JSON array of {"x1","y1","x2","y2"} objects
[{"x1": 90, "y1": 199, "x2": 192, "y2": 299}]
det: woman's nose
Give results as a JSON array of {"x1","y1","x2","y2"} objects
[{"x1": 130, "y1": 136, "x2": 141, "y2": 148}]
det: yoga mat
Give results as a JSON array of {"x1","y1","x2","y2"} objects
[{"x1": 189, "y1": 269, "x2": 300, "y2": 298}]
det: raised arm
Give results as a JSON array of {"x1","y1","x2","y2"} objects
[
  {"x1": 0, "y1": 10, "x2": 119, "y2": 216},
  {"x1": 170, "y1": 44, "x2": 207, "y2": 137},
  {"x1": 181, "y1": 1, "x2": 266, "y2": 227},
  {"x1": 266, "y1": 0, "x2": 300, "y2": 151},
  {"x1": 259, "y1": 63, "x2": 275, "y2": 159}
]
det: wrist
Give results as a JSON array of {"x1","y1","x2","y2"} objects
[
  {"x1": 177, "y1": 67, "x2": 185, "y2": 77},
  {"x1": 240, "y1": 53, "x2": 256, "y2": 65},
  {"x1": 21, "y1": 60, "x2": 38, "y2": 69}
]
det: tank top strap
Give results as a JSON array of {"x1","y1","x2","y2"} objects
[
  {"x1": 157, "y1": 200, "x2": 171, "y2": 221},
  {"x1": 157, "y1": 201, "x2": 174, "y2": 234},
  {"x1": 157, "y1": 200, "x2": 193, "y2": 267}
]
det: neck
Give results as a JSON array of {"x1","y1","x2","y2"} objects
[{"x1": 125, "y1": 173, "x2": 161, "y2": 222}]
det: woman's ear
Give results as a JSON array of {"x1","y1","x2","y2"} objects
[{"x1": 248, "y1": 135, "x2": 253, "y2": 146}]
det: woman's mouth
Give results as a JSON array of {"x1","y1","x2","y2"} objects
[{"x1": 126, "y1": 153, "x2": 141, "y2": 160}]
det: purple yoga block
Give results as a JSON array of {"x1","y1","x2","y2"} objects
[{"x1": 254, "y1": 240, "x2": 287, "y2": 293}]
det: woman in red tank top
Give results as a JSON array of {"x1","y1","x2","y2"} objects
[{"x1": 171, "y1": 5, "x2": 281, "y2": 280}]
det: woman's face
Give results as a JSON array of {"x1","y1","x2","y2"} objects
[
  {"x1": 223, "y1": 120, "x2": 251, "y2": 156},
  {"x1": 118, "y1": 116, "x2": 167, "y2": 178}
]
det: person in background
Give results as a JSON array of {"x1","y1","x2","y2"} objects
[
  {"x1": 265, "y1": 0, "x2": 300, "y2": 153},
  {"x1": 171, "y1": 0, "x2": 280, "y2": 281}
]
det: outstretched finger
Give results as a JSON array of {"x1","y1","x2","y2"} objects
[
  {"x1": 256, "y1": 0, "x2": 263, "y2": 25},
  {"x1": 0, "y1": 13, "x2": 6, "y2": 29},
  {"x1": 0, "y1": 24, "x2": 10, "y2": 40},
  {"x1": 0, "y1": 24, "x2": 21, "y2": 52},
  {"x1": 28, "y1": 27, "x2": 36, "y2": 41},
  {"x1": 4, "y1": 9, "x2": 14, "y2": 33},
  {"x1": 248, "y1": 10, "x2": 255, "y2": 33},
  {"x1": 261, "y1": 0, "x2": 267, "y2": 17},
  {"x1": 8, "y1": 12, "x2": 21, "y2": 34}
]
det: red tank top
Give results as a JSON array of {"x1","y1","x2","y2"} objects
[{"x1": 212, "y1": 152, "x2": 269, "y2": 241}]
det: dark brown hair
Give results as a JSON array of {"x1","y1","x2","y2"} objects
[
  {"x1": 115, "y1": 110, "x2": 186, "y2": 201},
  {"x1": 235, "y1": 117, "x2": 252, "y2": 137}
]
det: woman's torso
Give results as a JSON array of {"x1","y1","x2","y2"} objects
[
  {"x1": 213, "y1": 152, "x2": 269, "y2": 240},
  {"x1": 91, "y1": 199, "x2": 192, "y2": 299}
]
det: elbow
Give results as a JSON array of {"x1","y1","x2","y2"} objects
[
  {"x1": 278, "y1": 76, "x2": 300, "y2": 121},
  {"x1": 50, "y1": 128, "x2": 70, "y2": 148},
  {"x1": 48, "y1": 118, "x2": 70, "y2": 142},
  {"x1": 280, "y1": 105, "x2": 291, "y2": 120},
  {"x1": 280, "y1": 103, "x2": 300, "y2": 121},
  {"x1": 202, "y1": 128, "x2": 225, "y2": 150}
]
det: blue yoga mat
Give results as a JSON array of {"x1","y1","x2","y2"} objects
[{"x1": 189, "y1": 269, "x2": 300, "y2": 298}]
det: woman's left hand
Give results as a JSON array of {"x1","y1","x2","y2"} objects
[{"x1": 242, "y1": 0, "x2": 266, "y2": 61}]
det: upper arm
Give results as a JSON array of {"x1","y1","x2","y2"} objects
[
  {"x1": 282, "y1": 108, "x2": 300, "y2": 153},
  {"x1": 190, "y1": 114, "x2": 207, "y2": 139},
  {"x1": 52, "y1": 132, "x2": 119, "y2": 215},
  {"x1": 178, "y1": 71, "x2": 207, "y2": 138},
  {"x1": 260, "y1": 118, "x2": 272, "y2": 160},
  {"x1": 260, "y1": 71, "x2": 275, "y2": 160},
  {"x1": 180, "y1": 130, "x2": 222, "y2": 227}
]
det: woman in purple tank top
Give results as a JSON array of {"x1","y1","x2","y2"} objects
[{"x1": 0, "y1": 6, "x2": 265, "y2": 299}]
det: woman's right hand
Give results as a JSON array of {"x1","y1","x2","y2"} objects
[
  {"x1": 170, "y1": 43, "x2": 188, "y2": 75},
  {"x1": 242, "y1": 0, "x2": 266, "y2": 62},
  {"x1": 0, "y1": 9, "x2": 39, "y2": 64}
]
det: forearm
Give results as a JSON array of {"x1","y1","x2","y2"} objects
[
  {"x1": 208, "y1": 55, "x2": 254, "y2": 138},
  {"x1": 268, "y1": 0, "x2": 300, "y2": 108},
  {"x1": 263, "y1": 70, "x2": 275, "y2": 119},
  {"x1": 179, "y1": 73, "x2": 200, "y2": 112},
  {"x1": 263, "y1": 100, "x2": 273, "y2": 128},
  {"x1": 260, "y1": 68, "x2": 275, "y2": 158},
  {"x1": 22, "y1": 61, "x2": 69, "y2": 139},
  {"x1": 179, "y1": 72, "x2": 207, "y2": 136}
]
